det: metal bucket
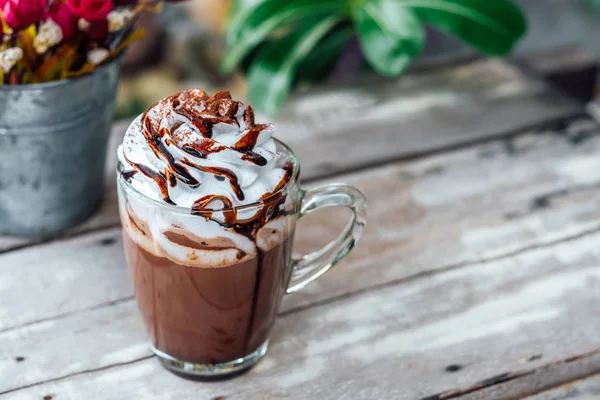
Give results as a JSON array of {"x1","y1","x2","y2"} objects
[{"x1": 0, "y1": 56, "x2": 123, "y2": 237}]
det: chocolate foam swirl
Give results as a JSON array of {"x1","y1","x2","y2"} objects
[{"x1": 118, "y1": 89, "x2": 291, "y2": 218}]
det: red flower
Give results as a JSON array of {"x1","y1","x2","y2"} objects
[
  {"x1": 2, "y1": 0, "x2": 47, "y2": 29},
  {"x1": 67, "y1": 0, "x2": 111, "y2": 21},
  {"x1": 47, "y1": 2, "x2": 78, "y2": 40}
]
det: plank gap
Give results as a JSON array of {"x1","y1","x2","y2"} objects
[
  {"x1": 298, "y1": 112, "x2": 586, "y2": 185},
  {"x1": 0, "y1": 295, "x2": 134, "y2": 335},
  {"x1": 0, "y1": 224, "x2": 122, "y2": 257}
]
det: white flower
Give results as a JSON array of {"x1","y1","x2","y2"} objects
[
  {"x1": 107, "y1": 8, "x2": 134, "y2": 32},
  {"x1": 33, "y1": 19, "x2": 63, "y2": 55},
  {"x1": 78, "y1": 19, "x2": 91, "y2": 31},
  {"x1": 87, "y1": 48, "x2": 110, "y2": 65},
  {"x1": 0, "y1": 47, "x2": 23, "y2": 73}
]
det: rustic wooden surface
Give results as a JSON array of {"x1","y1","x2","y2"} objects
[{"x1": 1, "y1": 58, "x2": 599, "y2": 399}]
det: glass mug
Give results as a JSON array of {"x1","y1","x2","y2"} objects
[{"x1": 117, "y1": 139, "x2": 367, "y2": 378}]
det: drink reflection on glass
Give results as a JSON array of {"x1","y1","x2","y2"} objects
[{"x1": 117, "y1": 89, "x2": 367, "y2": 378}]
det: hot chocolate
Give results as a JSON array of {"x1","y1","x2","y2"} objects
[
  {"x1": 117, "y1": 89, "x2": 297, "y2": 370},
  {"x1": 117, "y1": 88, "x2": 368, "y2": 378}
]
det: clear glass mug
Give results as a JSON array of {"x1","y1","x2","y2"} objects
[{"x1": 117, "y1": 139, "x2": 367, "y2": 378}]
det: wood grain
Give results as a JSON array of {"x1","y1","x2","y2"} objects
[
  {"x1": 432, "y1": 350, "x2": 600, "y2": 400},
  {"x1": 0, "y1": 58, "x2": 582, "y2": 254},
  {"x1": 2, "y1": 118, "x2": 600, "y2": 333},
  {"x1": 2, "y1": 228, "x2": 600, "y2": 398},
  {"x1": 523, "y1": 372, "x2": 600, "y2": 400}
]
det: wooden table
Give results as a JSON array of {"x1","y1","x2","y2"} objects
[{"x1": 2, "y1": 58, "x2": 600, "y2": 400}]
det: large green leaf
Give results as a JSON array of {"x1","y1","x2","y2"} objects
[
  {"x1": 296, "y1": 25, "x2": 354, "y2": 83},
  {"x1": 581, "y1": 0, "x2": 600, "y2": 16},
  {"x1": 406, "y1": 0, "x2": 527, "y2": 55},
  {"x1": 226, "y1": 0, "x2": 267, "y2": 42},
  {"x1": 247, "y1": 16, "x2": 341, "y2": 114},
  {"x1": 351, "y1": 0, "x2": 425, "y2": 77},
  {"x1": 221, "y1": 0, "x2": 341, "y2": 75}
]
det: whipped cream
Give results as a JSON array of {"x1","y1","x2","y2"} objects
[
  {"x1": 118, "y1": 89, "x2": 289, "y2": 212},
  {"x1": 118, "y1": 90, "x2": 296, "y2": 268}
]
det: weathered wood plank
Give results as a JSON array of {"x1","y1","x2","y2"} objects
[
  {"x1": 0, "y1": 228, "x2": 128, "y2": 332},
  {"x1": 273, "y1": 59, "x2": 581, "y2": 180},
  {"x1": 0, "y1": 58, "x2": 582, "y2": 253},
  {"x1": 2, "y1": 118, "x2": 600, "y2": 332},
  {"x1": 3, "y1": 229, "x2": 600, "y2": 398},
  {"x1": 523, "y1": 372, "x2": 600, "y2": 400}
]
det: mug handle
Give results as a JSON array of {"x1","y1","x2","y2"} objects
[{"x1": 286, "y1": 183, "x2": 367, "y2": 294}]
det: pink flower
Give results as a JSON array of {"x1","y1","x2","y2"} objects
[
  {"x1": 47, "y1": 2, "x2": 78, "y2": 40},
  {"x1": 67, "y1": 0, "x2": 111, "y2": 21},
  {"x1": 2, "y1": 0, "x2": 47, "y2": 29}
]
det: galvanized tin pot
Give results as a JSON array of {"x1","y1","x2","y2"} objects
[{"x1": 0, "y1": 56, "x2": 123, "y2": 237}]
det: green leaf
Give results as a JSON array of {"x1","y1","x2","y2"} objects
[
  {"x1": 247, "y1": 15, "x2": 341, "y2": 114},
  {"x1": 351, "y1": 0, "x2": 425, "y2": 77},
  {"x1": 221, "y1": 0, "x2": 341, "y2": 75},
  {"x1": 296, "y1": 25, "x2": 354, "y2": 83},
  {"x1": 580, "y1": 0, "x2": 600, "y2": 16},
  {"x1": 226, "y1": 0, "x2": 267, "y2": 42},
  {"x1": 406, "y1": 0, "x2": 527, "y2": 55}
]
